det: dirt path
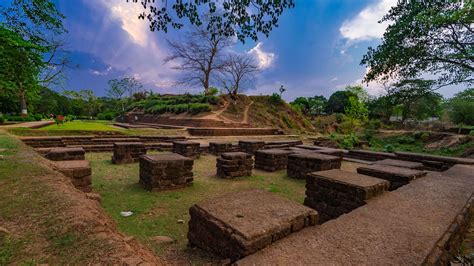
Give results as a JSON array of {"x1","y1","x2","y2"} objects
[
  {"x1": 241, "y1": 101, "x2": 254, "y2": 124},
  {"x1": 200, "y1": 100, "x2": 234, "y2": 122}
]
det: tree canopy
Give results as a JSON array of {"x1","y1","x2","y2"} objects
[
  {"x1": 130, "y1": 0, "x2": 295, "y2": 43},
  {"x1": 361, "y1": 1, "x2": 473, "y2": 88},
  {"x1": 446, "y1": 88, "x2": 474, "y2": 125}
]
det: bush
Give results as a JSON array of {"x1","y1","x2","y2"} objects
[
  {"x1": 339, "y1": 133, "x2": 360, "y2": 149},
  {"x1": 470, "y1": 130, "x2": 474, "y2": 136},
  {"x1": 206, "y1": 87, "x2": 219, "y2": 96},
  {"x1": 65, "y1": 115, "x2": 75, "y2": 122},
  {"x1": 189, "y1": 103, "x2": 211, "y2": 114},
  {"x1": 335, "y1": 113, "x2": 344, "y2": 123},
  {"x1": 0, "y1": 115, "x2": 4, "y2": 123},
  {"x1": 97, "y1": 111, "x2": 116, "y2": 120},
  {"x1": 33, "y1": 114, "x2": 43, "y2": 121},
  {"x1": 269, "y1": 93, "x2": 282, "y2": 104},
  {"x1": 397, "y1": 135, "x2": 417, "y2": 144},
  {"x1": 384, "y1": 144, "x2": 395, "y2": 153}
]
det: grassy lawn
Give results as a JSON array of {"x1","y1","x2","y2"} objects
[
  {"x1": 87, "y1": 152, "x2": 307, "y2": 263},
  {"x1": 8, "y1": 120, "x2": 184, "y2": 136}
]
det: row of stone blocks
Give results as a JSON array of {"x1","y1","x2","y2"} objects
[
  {"x1": 287, "y1": 153, "x2": 342, "y2": 179},
  {"x1": 112, "y1": 142, "x2": 146, "y2": 164},
  {"x1": 139, "y1": 154, "x2": 194, "y2": 191},
  {"x1": 172, "y1": 141, "x2": 200, "y2": 159},
  {"x1": 217, "y1": 152, "x2": 253, "y2": 179},
  {"x1": 254, "y1": 149, "x2": 292, "y2": 171}
]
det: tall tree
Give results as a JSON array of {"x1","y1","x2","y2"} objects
[
  {"x1": 64, "y1": 89, "x2": 102, "y2": 117},
  {"x1": 446, "y1": 88, "x2": 474, "y2": 126},
  {"x1": 165, "y1": 27, "x2": 232, "y2": 94},
  {"x1": 361, "y1": 1, "x2": 473, "y2": 88},
  {"x1": 325, "y1": 90, "x2": 356, "y2": 114},
  {"x1": 220, "y1": 53, "x2": 259, "y2": 97},
  {"x1": 107, "y1": 77, "x2": 144, "y2": 111},
  {"x1": 130, "y1": 0, "x2": 295, "y2": 43}
]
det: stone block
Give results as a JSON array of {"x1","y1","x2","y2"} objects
[
  {"x1": 172, "y1": 141, "x2": 200, "y2": 159},
  {"x1": 255, "y1": 149, "x2": 292, "y2": 172},
  {"x1": 217, "y1": 152, "x2": 253, "y2": 178},
  {"x1": 112, "y1": 142, "x2": 146, "y2": 164},
  {"x1": 188, "y1": 189, "x2": 318, "y2": 260},
  {"x1": 357, "y1": 164, "x2": 426, "y2": 190},
  {"x1": 238, "y1": 140, "x2": 265, "y2": 155},
  {"x1": 139, "y1": 154, "x2": 194, "y2": 191},
  {"x1": 209, "y1": 142, "x2": 233, "y2": 155},
  {"x1": 375, "y1": 158, "x2": 424, "y2": 170},
  {"x1": 51, "y1": 160, "x2": 92, "y2": 192},
  {"x1": 305, "y1": 169, "x2": 389, "y2": 223},
  {"x1": 287, "y1": 153, "x2": 341, "y2": 179},
  {"x1": 45, "y1": 147, "x2": 85, "y2": 161}
]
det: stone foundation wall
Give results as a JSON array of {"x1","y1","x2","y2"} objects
[
  {"x1": 112, "y1": 142, "x2": 146, "y2": 164},
  {"x1": 357, "y1": 164, "x2": 426, "y2": 190},
  {"x1": 172, "y1": 141, "x2": 200, "y2": 159},
  {"x1": 139, "y1": 154, "x2": 193, "y2": 191},
  {"x1": 287, "y1": 153, "x2": 341, "y2": 179},
  {"x1": 217, "y1": 152, "x2": 253, "y2": 178},
  {"x1": 239, "y1": 140, "x2": 265, "y2": 155},
  {"x1": 51, "y1": 160, "x2": 92, "y2": 192},
  {"x1": 346, "y1": 150, "x2": 397, "y2": 161},
  {"x1": 45, "y1": 147, "x2": 85, "y2": 161},
  {"x1": 188, "y1": 128, "x2": 280, "y2": 136},
  {"x1": 209, "y1": 142, "x2": 233, "y2": 155},
  {"x1": 255, "y1": 149, "x2": 292, "y2": 172}
]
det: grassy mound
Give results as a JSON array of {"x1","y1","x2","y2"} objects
[{"x1": 129, "y1": 94, "x2": 219, "y2": 115}]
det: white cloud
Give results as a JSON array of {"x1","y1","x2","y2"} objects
[
  {"x1": 90, "y1": 66, "x2": 113, "y2": 76},
  {"x1": 330, "y1": 77, "x2": 339, "y2": 83},
  {"x1": 248, "y1": 42, "x2": 275, "y2": 69},
  {"x1": 339, "y1": 0, "x2": 396, "y2": 42},
  {"x1": 109, "y1": 3, "x2": 149, "y2": 46}
]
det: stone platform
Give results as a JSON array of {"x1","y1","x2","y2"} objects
[
  {"x1": 357, "y1": 164, "x2": 427, "y2": 190},
  {"x1": 51, "y1": 160, "x2": 92, "y2": 192},
  {"x1": 305, "y1": 169, "x2": 389, "y2": 223},
  {"x1": 112, "y1": 142, "x2": 146, "y2": 164},
  {"x1": 217, "y1": 152, "x2": 253, "y2": 178},
  {"x1": 237, "y1": 165, "x2": 474, "y2": 265},
  {"x1": 287, "y1": 153, "x2": 341, "y2": 179},
  {"x1": 254, "y1": 149, "x2": 292, "y2": 172},
  {"x1": 139, "y1": 154, "x2": 194, "y2": 191},
  {"x1": 45, "y1": 147, "x2": 85, "y2": 161},
  {"x1": 209, "y1": 142, "x2": 233, "y2": 155},
  {"x1": 238, "y1": 140, "x2": 265, "y2": 155},
  {"x1": 172, "y1": 141, "x2": 200, "y2": 159},
  {"x1": 188, "y1": 189, "x2": 318, "y2": 260},
  {"x1": 374, "y1": 158, "x2": 424, "y2": 170}
]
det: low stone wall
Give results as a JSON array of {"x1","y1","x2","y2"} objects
[
  {"x1": 239, "y1": 140, "x2": 265, "y2": 155},
  {"x1": 139, "y1": 154, "x2": 194, "y2": 191},
  {"x1": 287, "y1": 153, "x2": 341, "y2": 179},
  {"x1": 374, "y1": 158, "x2": 424, "y2": 170},
  {"x1": 188, "y1": 128, "x2": 281, "y2": 136},
  {"x1": 255, "y1": 149, "x2": 292, "y2": 172},
  {"x1": 209, "y1": 142, "x2": 233, "y2": 155},
  {"x1": 188, "y1": 189, "x2": 318, "y2": 261},
  {"x1": 45, "y1": 147, "x2": 85, "y2": 161},
  {"x1": 172, "y1": 141, "x2": 200, "y2": 159},
  {"x1": 51, "y1": 160, "x2": 92, "y2": 192},
  {"x1": 346, "y1": 150, "x2": 397, "y2": 162},
  {"x1": 112, "y1": 142, "x2": 146, "y2": 164},
  {"x1": 357, "y1": 164, "x2": 426, "y2": 190},
  {"x1": 394, "y1": 151, "x2": 474, "y2": 171},
  {"x1": 217, "y1": 152, "x2": 253, "y2": 178},
  {"x1": 305, "y1": 169, "x2": 389, "y2": 223},
  {"x1": 264, "y1": 140, "x2": 303, "y2": 149},
  {"x1": 423, "y1": 195, "x2": 474, "y2": 265}
]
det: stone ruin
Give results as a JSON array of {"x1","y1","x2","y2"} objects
[
  {"x1": 45, "y1": 147, "x2": 85, "y2": 161},
  {"x1": 357, "y1": 164, "x2": 426, "y2": 191},
  {"x1": 216, "y1": 152, "x2": 253, "y2": 179},
  {"x1": 111, "y1": 142, "x2": 146, "y2": 164},
  {"x1": 254, "y1": 149, "x2": 292, "y2": 172},
  {"x1": 188, "y1": 189, "x2": 318, "y2": 260},
  {"x1": 287, "y1": 152, "x2": 341, "y2": 179},
  {"x1": 172, "y1": 141, "x2": 200, "y2": 159},
  {"x1": 209, "y1": 141, "x2": 233, "y2": 155},
  {"x1": 51, "y1": 160, "x2": 92, "y2": 192},
  {"x1": 305, "y1": 169, "x2": 389, "y2": 223},
  {"x1": 238, "y1": 140, "x2": 265, "y2": 155},
  {"x1": 139, "y1": 154, "x2": 194, "y2": 191}
]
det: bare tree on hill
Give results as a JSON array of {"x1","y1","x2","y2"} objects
[
  {"x1": 220, "y1": 53, "x2": 259, "y2": 98},
  {"x1": 165, "y1": 27, "x2": 233, "y2": 94}
]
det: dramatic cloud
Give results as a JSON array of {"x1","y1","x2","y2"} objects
[
  {"x1": 109, "y1": 3, "x2": 149, "y2": 46},
  {"x1": 248, "y1": 42, "x2": 275, "y2": 69},
  {"x1": 339, "y1": 0, "x2": 396, "y2": 42}
]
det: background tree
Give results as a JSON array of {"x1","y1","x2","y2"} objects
[
  {"x1": 446, "y1": 88, "x2": 474, "y2": 126},
  {"x1": 220, "y1": 53, "x2": 259, "y2": 98},
  {"x1": 367, "y1": 96, "x2": 393, "y2": 122},
  {"x1": 361, "y1": 1, "x2": 473, "y2": 88},
  {"x1": 291, "y1": 95, "x2": 327, "y2": 116},
  {"x1": 107, "y1": 77, "x2": 143, "y2": 112},
  {"x1": 64, "y1": 89, "x2": 102, "y2": 117},
  {"x1": 131, "y1": 0, "x2": 295, "y2": 43},
  {"x1": 165, "y1": 27, "x2": 232, "y2": 94},
  {"x1": 325, "y1": 90, "x2": 356, "y2": 114}
]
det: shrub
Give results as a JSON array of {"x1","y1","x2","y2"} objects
[
  {"x1": 170, "y1": 104, "x2": 189, "y2": 114},
  {"x1": 335, "y1": 113, "x2": 344, "y2": 123},
  {"x1": 0, "y1": 115, "x2": 4, "y2": 123},
  {"x1": 339, "y1": 133, "x2": 360, "y2": 149},
  {"x1": 206, "y1": 87, "x2": 219, "y2": 96},
  {"x1": 470, "y1": 130, "x2": 474, "y2": 136},
  {"x1": 269, "y1": 93, "x2": 282, "y2": 104},
  {"x1": 397, "y1": 135, "x2": 416, "y2": 144},
  {"x1": 384, "y1": 144, "x2": 395, "y2": 153},
  {"x1": 33, "y1": 114, "x2": 43, "y2": 121},
  {"x1": 97, "y1": 111, "x2": 116, "y2": 120},
  {"x1": 189, "y1": 103, "x2": 211, "y2": 114}
]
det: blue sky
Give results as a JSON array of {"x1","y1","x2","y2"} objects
[{"x1": 50, "y1": 0, "x2": 462, "y2": 101}]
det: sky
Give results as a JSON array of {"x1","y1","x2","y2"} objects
[{"x1": 48, "y1": 0, "x2": 463, "y2": 101}]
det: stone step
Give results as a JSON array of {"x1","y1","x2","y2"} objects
[
  {"x1": 188, "y1": 189, "x2": 318, "y2": 261},
  {"x1": 305, "y1": 169, "x2": 389, "y2": 223},
  {"x1": 187, "y1": 128, "x2": 281, "y2": 136},
  {"x1": 357, "y1": 164, "x2": 427, "y2": 191}
]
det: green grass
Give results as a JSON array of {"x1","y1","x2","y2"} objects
[
  {"x1": 87, "y1": 152, "x2": 306, "y2": 263},
  {"x1": 40, "y1": 120, "x2": 119, "y2": 131}
]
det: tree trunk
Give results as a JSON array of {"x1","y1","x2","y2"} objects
[{"x1": 19, "y1": 86, "x2": 28, "y2": 116}]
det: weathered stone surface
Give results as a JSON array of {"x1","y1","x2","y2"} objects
[
  {"x1": 375, "y1": 158, "x2": 424, "y2": 170},
  {"x1": 112, "y1": 142, "x2": 146, "y2": 164},
  {"x1": 238, "y1": 140, "x2": 265, "y2": 155},
  {"x1": 347, "y1": 149, "x2": 396, "y2": 161},
  {"x1": 139, "y1": 154, "x2": 194, "y2": 191},
  {"x1": 51, "y1": 160, "x2": 92, "y2": 192},
  {"x1": 45, "y1": 147, "x2": 85, "y2": 161},
  {"x1": 255, "y1": 149, "x2": 292, "y2": 172},
  {"x1": 209, "y1": 142, "x2": 233, "y2": 155},
  {"x1": 357, "y1": 164, "x2": 426, "y2": 190},
  {"x1": 287, "y1": 153, "x2": 341, "y2": 179},
  {"x1": 305, "y1": 169, "x2": 389, "y2": 223},
  {"x1": 217, "y1": 152, "x2": 253, "y2": 178},
  {"x1": 188, "y1": 189, "x2": 318, "y2": 260},
  {"x1": 395, "y1": 151, "x2": 474, "y2": 171},
  {"x1": 172, "y1": 141, "x2": 200, "y2": 159}
]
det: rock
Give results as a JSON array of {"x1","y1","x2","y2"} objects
[
  {"x1": 85, "y1": 192, "x2": 101, "y2": 202},
  {"x1": 177, "y1": 219, "x2": 185, "y2": 224},
  {"x1": 150, "y1": 235, "x2": 175, "y2": 245}
]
